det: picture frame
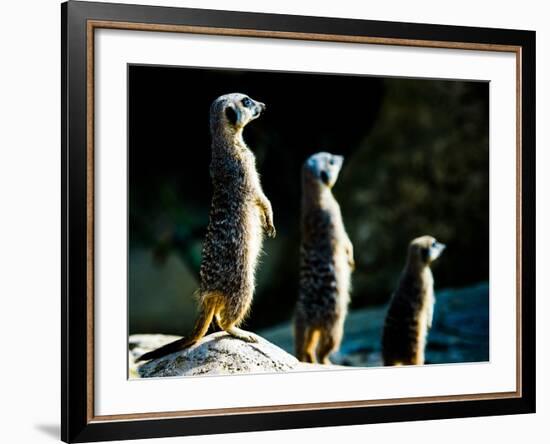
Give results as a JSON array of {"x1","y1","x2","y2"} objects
[{"x1": 61, "y1": 1, "x2": 535, "y2": 442}]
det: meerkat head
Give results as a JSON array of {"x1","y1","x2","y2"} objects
[
  {"x1": 408, "y1": 235, "x2": 446, "y2": 267},
  {"x1": 210, "y1": 93, "x2": 266, "y2": 135},
  {"x1": 303, "y1": 152, "x2": 344, "y2": 189}
]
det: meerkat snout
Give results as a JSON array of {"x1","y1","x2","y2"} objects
[
  {"x1": 253, "y1": 101, "x2": 266, "y2": 116},
  {"x1": 426, "y1": 239, "x2": 446, "y2": 262}
]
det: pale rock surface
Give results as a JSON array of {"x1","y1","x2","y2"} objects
[{"x1": 129, "y1": 332, "x2": 341, "y2": 378}]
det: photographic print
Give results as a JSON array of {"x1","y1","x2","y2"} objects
[
  {"x1": 127, "y1": 65, "x2": 490, "y2": 379},
  {"x1": 63, "y1": 3, "x2": 534, "y2": 441}
]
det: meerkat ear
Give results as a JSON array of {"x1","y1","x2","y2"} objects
[
  {"x1": 225, "y1": 105, "x2": 239, "y2": 126},
  {"x1": 421, "y1": 247, "x2": 430, "y2": 263}
]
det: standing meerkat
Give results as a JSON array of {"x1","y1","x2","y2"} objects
[
  {"x1": 294, "y1": 152, "x2": 354, "y2": 364},
  {"x1": 137, "y1": 93, "x2": 275, "y2": 362},
  {"x1": 382, "y1": 235, "x2": 446, "y2": 366}
]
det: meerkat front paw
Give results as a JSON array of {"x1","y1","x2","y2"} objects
[
  {"x1": 346, "y1": 242, "x2": 355, "y2": 270},
  {"x1": 265, "y1": 221, "x2": 276, "y2": 238},
  {"x1": 262, "y1": 208, "x2": 276, "y2": 238},
  {"x1": 257, "y1": 197, "x2": 276, "y2": 238},
  {"x1": 261, "y1": 210, "x2": 276, "y2": 237}
]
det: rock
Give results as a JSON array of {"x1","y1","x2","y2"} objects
[
  {"x1": 129, "y1": 334, "x2": 182, "y2": 378},
  {"x1": 130, "y1": 332, "x2": 341, "y2": 378}
]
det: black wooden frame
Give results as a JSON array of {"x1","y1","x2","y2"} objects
[{"x1": 62, "y1": 1, "x2": 536, "y2": 442}]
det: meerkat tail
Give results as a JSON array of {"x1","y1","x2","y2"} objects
[
  {"x1": 135, "y1": 296, "x2": 218, "y2": 362},
  {"x1": 134, "y1": 337, "x2": 188, "y2": 363}
]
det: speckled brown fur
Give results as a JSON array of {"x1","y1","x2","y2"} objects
[
  {"x1": 294, "y1": 152, "x2": 354, "y2": 364},
  {"x1": 137, "y1": 93, "x2": 275, "y2": 362},
  {"x1": 382, "y1": 235, "x2": 446, "y2": 366}
]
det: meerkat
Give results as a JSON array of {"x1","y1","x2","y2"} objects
[
  {"x1": 294, "y1": 152, "x2": 354, "y2": 364},
  {"x1": 382, "y1": 235, "x2": 446, "y2": 366},
  {"x1": 137, "y1": 93, "x2": 275, "y2": 362}
]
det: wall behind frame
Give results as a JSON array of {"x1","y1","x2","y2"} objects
[{"x1": 0, "y1": 0, "x2": 547, "y2": 443}]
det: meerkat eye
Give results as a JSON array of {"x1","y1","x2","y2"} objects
[
  {"x1": 241, "y1": 97, "x2": 253, "y2": 108},
  {"x1": 432, "y1": 240, "x2": 437, "y2": 247},
  {"x1": 329, "y1": 158, "x2": 335, "y2": 165}
]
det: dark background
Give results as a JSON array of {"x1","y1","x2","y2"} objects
[{"x1": 128, "y1": 64, "x2": 489, "y2": 337}]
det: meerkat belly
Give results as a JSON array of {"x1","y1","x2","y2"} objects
[
  {"x1": 200, "y1": 192, "x2": 261, "y2": 297},
  {"x1": 415, "y1": 292, "x2": 433, "y2": 349},
  {"x1": 384, "y1": 291, "x2": 428, "y2": 360},
  {"x1": 334, "y1": 242, "x2": 352, "y2": 308},
  {"x1": 299, "y1": 248, "x2": 343, "y2": 326},
  {"x1": 242, "y1": 200, "x2": 264, "y2": 284},
  {"x1": 415, "y1": 309, "x2": 429, "y2": 350}
]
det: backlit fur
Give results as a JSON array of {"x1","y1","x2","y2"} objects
[
  {"x1": 294, "y1": 152, "x2": 354, "y2": 364},
  {"x1": 136, "y1": 93, "x2": 275, "y2": 362},
  {"x1": 382, "y1": 235, "x2": 446, "y2": 366}
]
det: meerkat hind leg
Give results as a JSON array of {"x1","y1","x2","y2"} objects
[
  {"x1": 317, "y1": 329, "x2": 340, "y2": 365},
  {"x1": 321, "y1": 318, "x2": 347, "y2": 365},
  {"x1": 413, "y1": 350, "x2": 425, "y2": 366},
  {"x1": 294, "y1": 318, "x2": 309, "y2": 362},
  {"x1": 184, "y1": 293, "x2": 219, "y2": 345},
  {"x1": 299, "y1": 327, "x2": 320, "y2": 363}
]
